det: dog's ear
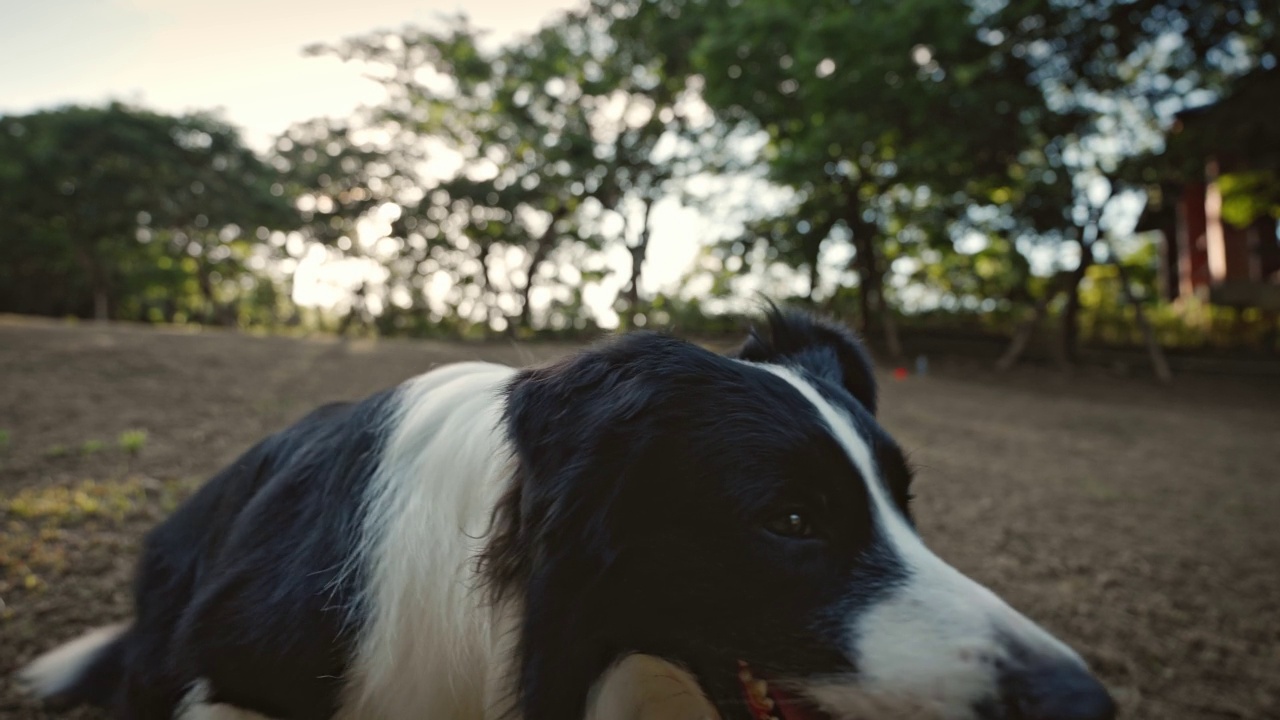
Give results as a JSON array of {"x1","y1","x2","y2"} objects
[
  {"x1": 487, "y1": 336, "x2": 690, "y2": 719},
  {"x1": 503, "y1": 339, "x2": 656, "y2": 501},
  {"x1": 732, "y1": 304, "x2": 878, "y2": 415},
  {"x1": 482, "y1": 335, "x2": 667, "y2": 602}
]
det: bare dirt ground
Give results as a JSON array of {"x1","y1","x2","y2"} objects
[{"x1": 1, "y1": 316, "x2": 1277, "y2": 720}]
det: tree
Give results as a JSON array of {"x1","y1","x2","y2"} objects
[
  {"x1": 267, "y1": 117, "x2": 416, "y2": 332},
  {"x1": 605, "y1": 0, "x2": 1061, "y2": 351},
  {"x1": 0, "y1": 103, "x2": 297, "y2": 323},
  {"x1": 603, "y1": 0, "x2": 1275, "y2": 362},
  {"x1": 307, "y1": 11, "x2": 702, "y2": 334},
  {"x1": 977, "y1": 0, "x2": 1278, "y2": 364}
]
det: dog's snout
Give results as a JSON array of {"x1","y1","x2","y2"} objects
[{"x1": 1004, "y1": 659, "x2": 1116, "y2": 720}]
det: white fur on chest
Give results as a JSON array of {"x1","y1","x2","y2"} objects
[{"x1": 340, "y1": 362, "x2": 521, "y2": 720}]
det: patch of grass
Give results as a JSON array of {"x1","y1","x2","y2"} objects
[
  {"x1": 2, "y1": 476, "x2": 197, "y2": 525},
  {"x1": 118, "y1": 429, "x2": 148, "y2": 456},
  {"x1": 0, "y1": 429, "x2": 9, "y2": 453},
  {"x1": 44, "y1": 444, "x2": 70, "y2": 458},
  {"x1": 0, "y1": 476, "x2": 199, "y2": 600},
  {"x1": 80, "y1": 439, "x2": 107, "y2": 455}
]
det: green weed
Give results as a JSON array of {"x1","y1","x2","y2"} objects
[
  {"x1": 118, "y1": 429, "x2": 148, "y2": 456},
  {"x1": 0, "y1": 476, "x2": 196, "y2": 599},
  {"x1": 3, "y1": 476, "x2": 197, "y2": 525}
]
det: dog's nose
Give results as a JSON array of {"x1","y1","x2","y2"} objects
[{"x1": 1006, "y1": 660, "x2": 1116, "y2": 720}]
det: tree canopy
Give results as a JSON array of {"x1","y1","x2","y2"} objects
[
  {"x1": 1, "y1": 1, "x2": 1276, "y2": 356},
  {"x1": 0, "y1": 104, "x2": 297, "y2": 324}
]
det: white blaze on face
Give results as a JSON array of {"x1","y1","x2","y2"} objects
[{"x1": 763, "y1": 367, "x2": 1088, "y2": 720}]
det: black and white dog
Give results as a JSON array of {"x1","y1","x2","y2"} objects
[{"x1": 20, "y1": 309, "x2": 1115, "y2": 720}]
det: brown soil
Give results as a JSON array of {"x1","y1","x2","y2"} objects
[{"x1": 1, "y1": 317, "x2": 1277, "y2": 720}]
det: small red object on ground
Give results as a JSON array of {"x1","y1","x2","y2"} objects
[{"x1": 893, "y1": 367, "x2": 909, "y2": 380}]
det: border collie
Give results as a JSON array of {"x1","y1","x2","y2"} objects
[{"x1": 19, "y1": 309, "x2": 1115, "y2": 720}]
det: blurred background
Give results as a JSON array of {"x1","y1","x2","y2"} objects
[
  {"x1": 1, "y1": 0, "x2": 1277, "y2": 359},
  {"x1": 1, "y1": 1, "x2": 1278, "y2": 719}
]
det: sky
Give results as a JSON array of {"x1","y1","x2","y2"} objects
[
  {"x1": 0, "y1": 0, "x2": 575, "y2": 147},
  {"x1": 0, "y1": 0, "x2": 715, "y2": 323}
]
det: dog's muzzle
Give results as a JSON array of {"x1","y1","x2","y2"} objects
[{"x1": 997, "y1": 653, "x2": 1116, "y2": 720}]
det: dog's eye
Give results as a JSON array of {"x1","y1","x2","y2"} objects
[{"x1": 765, "y1": 510, "x2": 815, "y2": 539}]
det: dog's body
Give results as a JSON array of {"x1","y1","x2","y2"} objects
[
  {"x1": 24, "y1": 362, "x2": 520, "y2": 719},
  {"x1": 20, "y1": 311, "x2": 1115, "y2": 720}
]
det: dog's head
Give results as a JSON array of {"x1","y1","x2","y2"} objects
[{"x1": 483, "y1": 308, "x2": 1114, "y2": 720}]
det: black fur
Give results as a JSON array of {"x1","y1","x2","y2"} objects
[
  {"x1": 733, "y1": 305, "x2": 878, "y2": 415},
  {"x1": 49, "y1": 392, "x2": 397, "y2": 719},
  {"x1": 44, "y1": 308, "x2": 912, "y2": 720},
  {"x1": 483, "y1": 311, "x2": 911, "y2": 719}
]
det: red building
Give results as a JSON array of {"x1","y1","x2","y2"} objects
[{"x1": 1136, "y1": 70, "x2": 1280, "y2": 312}]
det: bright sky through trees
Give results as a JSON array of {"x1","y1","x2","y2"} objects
[{"x1": 0, "y1": 0, "x2": 712, "y2": 323}]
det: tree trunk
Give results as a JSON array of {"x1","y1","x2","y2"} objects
[
  {"x1": 851, "y1": 229, "x2": 878, "y2": 337},
  {"x1": 1057, "y1": 195, "x2": 1113, "y2": 366},
  {"x1": 92, "y1": 291, "x2": 108, "y2": 321},
  {"x1": 76, "y1": 246, "x2": 110, "y2": 322},
  {"x1": 518, "y1": 240, "x2": 553, "y2": 331},
  {"x1": 282, "y1": 273, "x2": 302, "y2": 327},
  {"x1": 517, "y1": 206, "x2": 569, "y2": 331},
  {"x1": 1110, "y1": 249, "x2": 1173, "y2": 383},
  {"x1": 843, "y1": 190, "x2": 873, "y2": 336},
  {"x1": 622, "y1": 197, "x2": 656, "y2": 321},
  {"x1": 802, "y1": 218, "x2": 838, "y2": 305},
  {"x1": 847, "y1": 233, "x2": 905, "y2": 358},
  {"x1": 477, "y1": 242, "x2": 500, "y2": 337},
  {"x1": 338, "y1": 282, "x2": 367, "y2": 336},
  {"x1": 841, "y1": 187, "x2": 902, "y2": 357},
  {"x1": 1058, "y1": 239, "x2": 1093, "y2": 365},
  {"x1": 879, "y1": 298, "x2": 903, "y2": 359},
  {"x1": 195, "y1": 261, "x2": 222, "y2": 325},
  {"x1": 996, "y1": 272, "x2": 1071, "y2": 371},
  {"x1": 998, "y1": 215, "x2": 1102, "y2": 373}
]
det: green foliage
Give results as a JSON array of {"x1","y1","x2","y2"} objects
[
  {"x1": 603, "y1": 0, "x2": 1278, "y2": 353},
  {"x1": 79, "y1": 439, "x2": 106, "y2": 455},
  {"x1": 0, "y1": 3, "x2": 1275, "y2": 355},
  {"x1": 605, "y1": 0, "x2": 1077, "y2": 337},
  {"x1": 0, "y1": 476, "x2": 202, "y2": 597},
  {"x1": 0, "y1": 103, "x2": 300, "y2": 325},
  {"x1": 305, "y1": 10, "x2": 702, "y2": 334},
  {"x1": 118, "y1": 430, "x2": 148, "y2": 456},
  {"x1": 3, "y1": 476, "x2": 197, "y2": 525},
  {"x1": 0, "y1": 430, "x2": 9, "y2": 454},
  {"x1": 1219, "y1": 171, "x2": 1280, "y2": 226}
]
